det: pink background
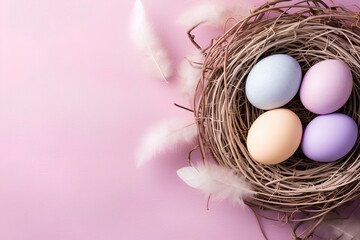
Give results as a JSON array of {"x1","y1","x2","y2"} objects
[{"x1": 1, "y1": 0, "x2": 359, "y2": 239}]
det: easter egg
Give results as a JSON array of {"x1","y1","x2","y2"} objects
[
  {"x1": 247, "y1": 109, "x2": 303, "y2": 165},
  {"x1": 245, "y1": 54, "x2": 302, "y2": 110},
  {"x1": 301, "y1": 113, "x2": 358, "y2": 162},
  {"x1": 300, "y1": 59, "x2": 353, "y2": 114}
]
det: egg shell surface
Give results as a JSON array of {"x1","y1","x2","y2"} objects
[
  {"x1": 245, "y1": 54, "x2": 302, "y2": 110},
  {"x1": 301, "y1": 113, "x2": 358, "y2": 162},
  {"x1": 246, "y1": 109, "x2": 303, "y2": 165},
  {"x1": 300, "y1": 59, "x2": 353, "y2": 114}
]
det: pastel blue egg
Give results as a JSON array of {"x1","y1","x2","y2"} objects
[{"x1": 245, "y1": 54, "x2": 302, "y2": 110}]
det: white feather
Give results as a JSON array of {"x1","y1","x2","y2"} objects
[
  {"x1": 177, "y1": 1, "x2": 253, "y2": 27},
  {"x1": 178, "y1": 50, "x2": 204, "y2": 99},
  {"x1": 135, "y1": 118, "x2": 198, "y2": 167},
  {"x1": 177, "y1": 163, "x2": 254, "y2": 204},
  {"x1": 315, "y1": 212, "x2": 360, "y2": 240},
  {"x1": 130, "y1": 0, "x2": 172, "y2": 81}
]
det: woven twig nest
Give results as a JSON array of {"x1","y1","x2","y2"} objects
[{"x1": 192, "y1": 0, "x2": 360, "y2": 238}]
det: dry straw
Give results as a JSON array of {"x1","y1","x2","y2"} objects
[{"x1": 190, "y1": 0, "x2": 360, "y2": 238}]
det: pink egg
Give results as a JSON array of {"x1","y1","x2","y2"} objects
[{"x1": 300, "y1": 59, "x2": 353, "y2": 114}]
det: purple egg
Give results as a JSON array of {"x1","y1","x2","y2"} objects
[{"x1": 301, "y1": 113, "x2": 358, "y2": 162}]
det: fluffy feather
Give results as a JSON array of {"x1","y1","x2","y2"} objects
[
  {"x1": 178, "y1": 51, "x2": 204, "y2": 99},
  {"x1": 177, "y1": 163, "x2": 254, "y2": 204},
  {"x1": 177, "y1": 1, "x2": 253, "y2": 27},
  {"x1": 135, "y1": 118, "x2": 198, "y2": 167},
  {"x1": 130, "y1": 0, "x2": 172, "y2": 81},
  {"x1": 315, "y1": 212, "x2": 360, "y2": 240}
]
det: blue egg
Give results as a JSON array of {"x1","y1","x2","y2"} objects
[{"x1": 245, "y1": 54, "x2": 302, "y2": 110}]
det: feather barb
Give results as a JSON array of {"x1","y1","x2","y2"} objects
[
  {"x1": 177, "y1": 163, "x2": 254, "y2": 205},
  {"x1": 130, "y1": 0, "x2": 172, "y2": 82}
]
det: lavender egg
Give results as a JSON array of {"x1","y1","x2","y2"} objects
[{"x1": 302, "y1": 113, "x2": 358, "y2": 162}]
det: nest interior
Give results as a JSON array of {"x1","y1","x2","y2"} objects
[{"x1": 193, "y1": 0, "x2": 360, "y2": 237}]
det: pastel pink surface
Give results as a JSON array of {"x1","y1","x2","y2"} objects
[
  {"x1": 0, "y1": 0, "x2": 359, "y2": 240},
  {"x1": 300, "y1": 59, "x2": 353, "y2": 114}
]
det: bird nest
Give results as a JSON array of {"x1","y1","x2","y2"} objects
[{"x1": 191, "y1": 0, "x2": 360, "y2": 238}]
